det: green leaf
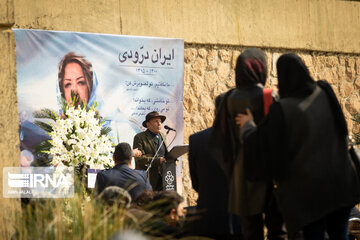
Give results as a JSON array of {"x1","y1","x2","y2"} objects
[
  {"x1": 70, "y1": 90, "x2": 81, "y2": 108},
  {"x1": 351, "y1": 113, "x2": 360, "y2": 145},
  {"x1": 60, "y1": 97, "x2": 68, "y2": 115},
  {"x1": 30, "y1": 155, "x2": 52, "y2": 167},
  {"x1": 34, "y1": 120, "x2": 53, "y2": 133},
  {"x1": 351, "y1": 114, "x2": 360, "y2": 124},
  {"x1": 100, "y1": 126, "x2": 112, "y2": 136},
  {"x1": 82, "y1": 98, "x2": 87, "y2": 110},
  {"x1": 33, "y1": 140, "x2": 53, "y2": 154},
  {"x1": 353, "y1": 134, "x2": 360, "y2": 145},
  {"x1": 99, "y1": 117, "x2": 109, "y2": 125},
  {"x1": 33, "y1": 108, "x2": 59, "y2": 121}
]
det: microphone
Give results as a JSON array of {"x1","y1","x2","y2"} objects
[{"x1": 164, "y1": 125, "x2": 176, "y2": 132}]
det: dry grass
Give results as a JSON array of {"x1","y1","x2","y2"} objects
[{"x1": 2, "y1": 194, "x2": 135, "y2": 240}]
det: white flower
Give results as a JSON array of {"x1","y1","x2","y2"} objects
[{"x1": 48, "y1": 104, "x2": 114, "y2": 169}]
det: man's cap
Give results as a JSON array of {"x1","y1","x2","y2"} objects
[{"x1": 142, "y1": 111, "x2": 166, "y2": 128}]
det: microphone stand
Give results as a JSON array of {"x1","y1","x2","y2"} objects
[{"x1": 146, "y1": 129, "x2": 170, "y2": 173}]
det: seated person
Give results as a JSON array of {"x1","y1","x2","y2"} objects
[
  {"x1": 144, "y1": 191, "x2": 185, "y2": 238},
  {"x1": 95, "y1": 142, "x2": 152, "y2": 201},
  {"x1": 133, "y1": 190, "x2": 156, "y2": 208},
  {"x1": 97, "y1": 186, "x2": 132, "y2": 209}
]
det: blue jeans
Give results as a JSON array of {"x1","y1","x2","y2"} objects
[{"x1": 302, "y1": 206, "x2": 352, "y2": 240}]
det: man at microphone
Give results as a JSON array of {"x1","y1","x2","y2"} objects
[{"x1": 133, "y1": 111, "x2": 170, "y2": 191}]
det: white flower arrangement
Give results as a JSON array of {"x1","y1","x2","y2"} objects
[{"x1": 33, "y1": 93, "x2": 114, "y2": 170}]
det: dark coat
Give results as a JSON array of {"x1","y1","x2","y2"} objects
[
  {"x1": 133, "y1": 129, "x2": 168, "y2": 191},
  {"x1": 209, "y1": 48, "x2": 274, "y2": 216},
  {"x1": 241, "y1": 84, "x2": 360, "y2": 236},
  {"x1": 278, "y1": 85, "x2": 360, "y2": 235},
  {"x1": 226, "y1": 86, "x2": 273, "y2": 216},
  {"x1": 188, "y1": 128, "x2": 231, "y2": 237},
  {"x1": 95, "y1": 164, "x2": 152, "y2": 201}
]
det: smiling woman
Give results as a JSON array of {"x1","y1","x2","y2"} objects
[
  {"x1": 58, "y1": 52, "x2": 93, "y2": 104},
  {"x1": 63, "y1": 62, "x2": 89, "y2": 103}
]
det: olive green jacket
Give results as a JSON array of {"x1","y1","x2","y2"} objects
[{"x1": 133, "y1": 129, "x2": 168, "y2": 190}]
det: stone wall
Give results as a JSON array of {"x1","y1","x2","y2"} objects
[
  {"x1": 11, "y1": 0, "x2": 360, "y2": 54},
  {"x1": 181, "y1": 44, "x2": 360, "y2": 206}
]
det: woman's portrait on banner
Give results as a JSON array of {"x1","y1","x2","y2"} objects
[{"x1": 15, "y1": 29, "x2": 184, "y2": 169}]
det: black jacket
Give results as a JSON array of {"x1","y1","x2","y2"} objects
[
  {"x1": 189, "y1": 128, "x2": 230, "y2": 237},
  {"x1": 133, "y1": 130, "x2": 168, "y2": 191},
  {"x1": 95, "y1": 164, "x2": 152, "y2": 201}
]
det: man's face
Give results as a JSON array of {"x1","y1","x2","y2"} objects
[
  {"x1": 63, "y1": 62, "x2": 89, "y2": 104},
  {"x1": 176, "y1": 202, "x2": 184, "y2": 220},
  {"x1": 146, "y1": 117, "x2": 162, "y2": 134},
  {"x1": 168, "y1": 202, "x2": 185, "y2": 226}
]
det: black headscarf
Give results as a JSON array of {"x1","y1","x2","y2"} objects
[
  {"x1": 276, "y1": 53, "x2": 316, "y2": 98},
  {"x1": 277, "y1": 53, "x2": 348, "y2": 137},
  {"x1": 235, "y1": 48, "x2": 267, "y2": 88}
]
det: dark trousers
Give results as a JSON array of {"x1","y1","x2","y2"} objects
[
  {"x1": 230, "y1": 214, "x2": 244, "y2": 240},
  {"x1": 302, "y1": 206, "x2": 352, "y2": 240},
  {"x1": 242, "y1": 197, "x2": 287, "y2": 240}
]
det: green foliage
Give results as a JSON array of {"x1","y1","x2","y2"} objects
[
  {"x1": 33, "y1": 108, "x2": 58, "y2": 122},
  {"x1": 352, "y1": 113, "x2": 360, "y2": 145},
  {"x1": 33, "y1": 120, "x2": 53, "y2": 134},
  {"x1": 60, "y1": 97, "x2": 68, "y2": 115},
  {"x1": 33, "y1": 140, "x2": 53, "y2": 154},
  {"x1": 33, "y1": 108, "x2": 57, "y2": 140},
  {"x1": 100, "y1": 126, "x2": 112, "y2": 136}
]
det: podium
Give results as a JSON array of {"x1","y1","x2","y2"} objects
[{"x1": 162, "y1": 145, "x2": 188, "y2": 191}]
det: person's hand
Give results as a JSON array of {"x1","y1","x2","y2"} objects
[
  {"x1": 159, "y1": 157, "x2": 166, "y2": 164},
  {"x1": 235, "y1": 108, "x2": 254, "y2": 128},
  {"x1": 133, "y1": 148, "x2": 142, "y2": 157}
]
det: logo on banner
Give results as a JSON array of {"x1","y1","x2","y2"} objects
[
  {"x1": 165, "y1": 171, "x2": 174, "y2": 185},
  {"x1": 165, "y1": 171, "x2": 175, "y2": 191},
  {"x1": 3, "y1": 167, "x2": 74, "y2": 198}
]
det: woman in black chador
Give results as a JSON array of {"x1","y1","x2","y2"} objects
[
  {"x1": 237, "y1": 53, "x2": 360, "y2": 239},
  {"x1": 210, "y1": 48, "x2": 286, "y2": 240}
]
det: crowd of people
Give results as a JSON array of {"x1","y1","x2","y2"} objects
[
  {"x1": 94, "y1": 48, "x2": 360, "y2": 240},
  {"x1": 94, "y1": 141, "x2": 186, "y2": 239}
]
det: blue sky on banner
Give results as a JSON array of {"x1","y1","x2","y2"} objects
[{"x1": 14, "y1": 29, "x2": 184, "y2": 151}]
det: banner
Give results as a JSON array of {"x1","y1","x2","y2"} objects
[{"x1": 14, "y1": 29, "x2": 184, "y2": 189}]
